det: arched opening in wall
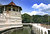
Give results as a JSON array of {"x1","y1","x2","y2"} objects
[
  {"x1": 6, "y1": 6, "x2": 11, "y2": 11},
  {"x1": 9, "y1": 8, "x2": 11, "y2": 11},
  {"x1": 44, "y1": 31, "x2": 47, "y2": 34},
  {"x1": 41, "y1": 30, "x2": 43, "y2": 34},
  {"x1": 13, "y1": 8, "x2": 15, "y2": 11},
  {"x1": 48, "y1": 30, "x2": 50, "y2": 34},
  {"x1": 13, "y1": 7, "x2": 16, "y2": 11}
]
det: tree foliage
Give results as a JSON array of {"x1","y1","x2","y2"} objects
[
  {"x1": 22, "y1": 13, "x2": 50, "y2": 24},
  {"x1": 22, "y1": 13, "x2": 31, "y2": 23}
]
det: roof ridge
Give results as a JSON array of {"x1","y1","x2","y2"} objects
[{"x1": 8, "y1": 1, "x2": 16, "y2": 6}]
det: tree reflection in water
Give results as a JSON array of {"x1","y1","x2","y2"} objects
[{"x1": 11, "y1": 26, "x2": 31, "y2": 34}]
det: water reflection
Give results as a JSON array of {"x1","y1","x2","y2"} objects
[{"x1": 11, "y1": 26, "x2": 31, "y2": 34}]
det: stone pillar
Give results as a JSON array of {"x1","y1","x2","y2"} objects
[
  {"x1": 3, "y1": 6, "x2": 6, "y2": 16},
  {"x1": 40, "y1": 29, "x2": 41, "y2": 34},
  {"x1": 43, "y1": 31, "x2": 45, "y2": 34},
  {"x1": 18, "y1": 7, "x2": 19, "y2": 12},
  {"x1": 4, "y1": 6, "x2": 5, "y2": 11},
  {"x1": 11, "y1": 6, "x2": 13, "y2": 11},
  {"x1": 47, "y1": 31, "x2": 48, "y2": 34}
]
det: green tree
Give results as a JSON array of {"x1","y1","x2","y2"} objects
[
  {"x1": 22, "y1": 13, "x2": 50, "y2": 24},
  {"x1": 32, "y1": 15, "x2": 43, "y2": 23},
  {"x1": 22, "y1": 13, "x2": 31, "y2": 23}
]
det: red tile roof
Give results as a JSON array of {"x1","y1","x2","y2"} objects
[{"x1": 8, "y1": 2, "x2": 16, "y2": 6}]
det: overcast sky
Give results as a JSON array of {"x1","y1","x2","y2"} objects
[{"x1": 0, "y1": 0, "x2": 50, "y2": 15}]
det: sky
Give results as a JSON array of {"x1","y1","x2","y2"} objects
[{"x1": 0, "y1": 0, "x2": 50, "y2": 15}]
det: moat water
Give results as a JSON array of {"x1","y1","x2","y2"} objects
[{"x1": 11, "y1": 26, "x2": 33, "y2": 34}]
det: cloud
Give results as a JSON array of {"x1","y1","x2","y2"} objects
[
  {"x1": 32, "y1": 3, "x2": 50, "y2": 12},
  {"x1": 31, "y1": 3, "x2": 50, "y2": 15},
  {"x1": 31, "y1": 11, "x2": 48, "y2": 15},
  {"x1": 32, "y1": 3, "x2": 50, "y2": 9},
  {"x1": 21, "y1": 11, "x2": 48, "y2": 16},
  {"x1": 22, "y1": 3, "x2": 50, "y2": 16}
]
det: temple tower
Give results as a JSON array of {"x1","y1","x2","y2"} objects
[{"x1": 0, "y1": 2, "x2": 22, "y2": 30}]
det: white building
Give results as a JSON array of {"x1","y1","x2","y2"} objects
[{"x1": 0, "y1": 2, "x2": 23, "y2": 31}]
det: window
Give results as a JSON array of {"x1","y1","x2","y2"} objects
[
  {"x1": 16, "y1": 9, "x2": 18, "y2": 11},
  {"x1": 0, "y1": 7, "x2": 3, "y2": 13},
  {"x1": 13, "y1": 9, "x2": 15, "y2": 11},
  {"x1": 9, "y1": 8, "x2": 11, "y2": 11}
]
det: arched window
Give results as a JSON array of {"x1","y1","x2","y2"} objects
[
  {"x1": 9, "y1": 8, "x2": 11, "y2": 11},
  {"x1": 45, "y1": 31, "x2": 47, "y2": 34},
  {"x1": 13, "y1": 8, "x2": 15, "y2": 11}
]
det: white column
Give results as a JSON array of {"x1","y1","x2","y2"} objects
[
  {"x1": 43, "y1": 31, "x2": 45, "y2": 34},
  {"x1": 11, "y1": 6, "x2": 13, "y2": 11},
  {"x1": 18, "y1": 7, "x2": 19, "y2": 12},
  {"x1": 4, "y1": 6, "x2": 5, "y2": 11},
  {"x1": 47, "y1": 30, "x2": 48, "y2": 34},
  {"x1": 3, "y1": 6, "x2": 6, "y2": 16},
  {"x1": 40, "y1": 29, "x2": 41, "y2": 34}
]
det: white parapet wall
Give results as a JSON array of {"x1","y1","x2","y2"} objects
[
  {"x1": 32, "y1": 23, "x2": 50, "y2": 34},
  {"x1": 0, "y1": 24, "x2": 23, "y2": 31}
]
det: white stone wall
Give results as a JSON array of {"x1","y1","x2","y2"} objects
[
  {"x1": 2, "y1": 11, "x2": 22, "y2": 23},
  {"x1": 0, "y1": 11, "x2": 23, "y2": 31},
  {"x1": 32, "y1": 23, "x2": 50, "y2": 34}
]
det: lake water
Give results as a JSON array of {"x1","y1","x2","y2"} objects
[{"x1": 11, "y1": 26, "x2": 31, "y2": 34}]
